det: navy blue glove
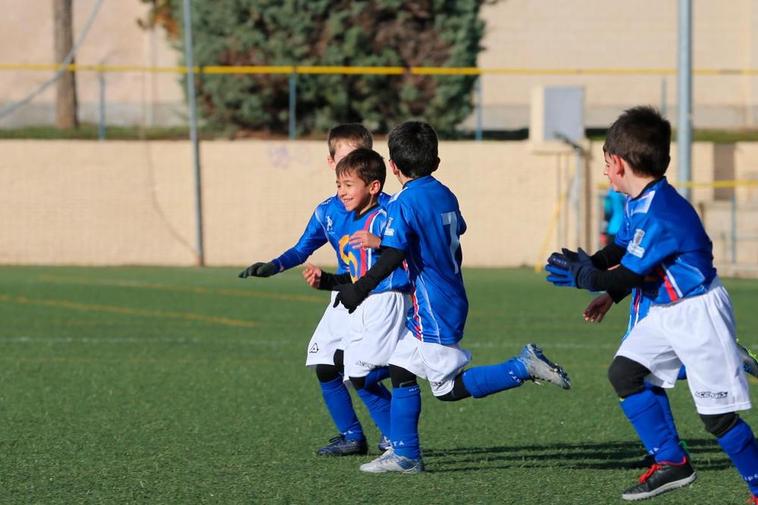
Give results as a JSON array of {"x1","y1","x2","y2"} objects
[
  {"x1": 545, "y1": 251, "x2": 575, "y2": 287},
  {"x1": 564, "y1": 247, "x2": 598, "y2": 290}
]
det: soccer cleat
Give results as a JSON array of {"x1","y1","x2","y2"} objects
[
  {"x1": 621, "y1": 458, "x2": 697, "y2": 501},
  {"x1": 737, "y1": 342, "x2": 758, "y2": 378},
  {"x1": 377, "y1": 435, "x2": 391, "y2": 453},
  {"x1": 359, "y1": 451, "x2": 424, "y2": 474},
  {"x1": 516, "y1": 343, "x2": 572, "y2": 389},
  {"x1": 316, "y1": 435, "x2": 368, "y2": 456}
]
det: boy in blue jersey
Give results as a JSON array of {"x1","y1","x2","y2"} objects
[
  {"x1": 545, "y1": 106, "x2": 758, "y2": 502},
  {"x1": 302, "y1": 149, "x2": 412, "y2": 446},
  {"x1": 332, "y1": 121, "x2": 572, "y2": 474},
  {"x1": 239, "y1": 124, "x2": 392, "y2": 456}
]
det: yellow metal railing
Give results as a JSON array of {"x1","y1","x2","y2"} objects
[{"x1": 7, "y1": 63, "x2": 758, "y2": 76}]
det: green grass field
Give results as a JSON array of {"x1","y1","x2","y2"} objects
[{"x1": 2, "y1": 266, "x2": 758, "y2": 504}]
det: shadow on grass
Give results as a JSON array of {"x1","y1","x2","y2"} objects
[{"x1": 423, "y1": 438, "x2": 731, "y2": 473}]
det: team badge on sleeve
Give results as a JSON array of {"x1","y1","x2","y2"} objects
[{"x1": 627, "y1": 229, "x2": 646, "y2": 258}]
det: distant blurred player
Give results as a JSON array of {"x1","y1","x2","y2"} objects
[
  {"x1": 545, "y1": 106, "x2": 758, "y2": 502},
  {"x1": 333, "y1": 121, "x2": 572, "y2": 474},
  {"x1": 302, "y1": 148, "x2": 411, "y2": 447},
  {"x1": 239, "y1": 124, "x2": 391, "y2": 456}
]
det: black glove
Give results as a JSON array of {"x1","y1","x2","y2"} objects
[
  {"x1": 333, "y1": 279, "x2": 371, "y2": 313},
  {"x1": 238, "y1": 261, "x2": 278, "y2": 278}
]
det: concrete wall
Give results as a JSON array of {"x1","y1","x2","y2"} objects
[{"x1": 2, "y1": 140, "x2": 756, "y2": 269}]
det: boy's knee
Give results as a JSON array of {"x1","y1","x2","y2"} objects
[
  {"x1": 700, "y1": 412, "x2": 739, "y2": 437},
  {"x1": 608, "y1": 356, "x2": 650, "y2": 398},
  {"x1": 349, "y1": 376, "x2": 366, "y2": 390},
  {"x1": 315, "y1": 364, "x2": 340, "y2": 383},
  {"x1": 390, "y1": 365, "x2": 417, "y2": 388}
]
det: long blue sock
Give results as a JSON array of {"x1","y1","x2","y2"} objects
[
  {"x1": 364, "y1": 367, "x2": 390, "y2": 388},
  {"x1": 461, "y1": 358, "x2": 527, "y2": 398},
  {"x1": 646, "y1": 383, "x2": 681, "y2": 445},
  {"x1": 357, "y1": 385, "x2": 392, "y2": 440},
  {"x1": 620, "y1": 389, "x2": 686, "y2": 463},
  {"x1": 391, "y1": 385, "x2": 421, "y2": 460},
  {"x1": 718, "y1": 418, "x2": 758, "y2": 496},
  {"x1": 319, "y1": 377, "x2": 364, "y2": 441}
]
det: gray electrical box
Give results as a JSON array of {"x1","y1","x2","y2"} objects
[{"x1": 530, "y1": 86, "x2": 585, "y2": 151}]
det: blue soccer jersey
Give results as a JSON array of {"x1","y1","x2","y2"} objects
[
  {"x1": 381, "y1": 176, "x2": 468, "y2": 345},
  {"x1": 271, "y1": 193, "x2": 391, "y2": 274},
  {"x1": 614, "y1": 177, "x2": 716, "y2": 331},
  {"x1": 338, "y1": 207, "x2": 411, "y2": 294}
]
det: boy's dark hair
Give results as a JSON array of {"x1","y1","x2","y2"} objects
[
  {"x1": 335, "y1": 148, "x2": 386, "y2": 190},
  {"x1": 387, "y1": 121, "x2": 439, "y2": 178},
  {"x1": 327, "y1": 123, "x2": 373, "y2": 158},
  {"x1": 603, "y1": 106, "x2": 671, "y2": 178}
]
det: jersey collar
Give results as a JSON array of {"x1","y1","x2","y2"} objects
[
  {"x1": 403, "y1": 175, "x2": 434, "y2": 189},
  {"x1": 631, "y1": 176, "x2": 666, "y2": 201}
]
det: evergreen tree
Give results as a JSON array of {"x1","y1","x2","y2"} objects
[{"x1": 141, "y1": 0, "x2": 491, "y2": 135}]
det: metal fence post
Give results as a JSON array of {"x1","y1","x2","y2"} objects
[
  {"x1": 289, "y1": 72, "x2": 297, "y2": 140},
  {"x1": 98, "y1": 70, "x2": 106, "y2": 141},
  {"x1": 475, "y1": 76, "x2": 483, "y2": 141},
  {"x1": 731, "y1": 193, "x2": 737, "y2": 263}
]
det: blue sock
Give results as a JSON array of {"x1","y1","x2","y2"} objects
[
  {"x1": 620, "y1": 389, "x2": 686, "y2": 463},
  {"x1": 461, "y1": 358, "x2": 526, "y2": 398},
  {"x1": 646, "y1": 383, "x2": 681, "y2": 445},
  {"x1": 363, "y1": 367, "x2": 390, "y2": 388},
  {"x1": 718, "y1": 418, "x2": 758, "y2": 496},
  {"x1": 391, "y1": 385, "x2": 421, "y2": 460},
  {"x1": 319, "y1": 377, "x2": 364, "y2": 441},
  {"x1": 357, "y1": 385, "x2": 392, "y2": 440}
]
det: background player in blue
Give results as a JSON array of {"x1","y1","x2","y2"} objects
[
  {"x1": 302, "y1": 148, "x2": 411, "y2": 447},
  {"x1": 238, "y1": 124, "x2": 392, "y2": 456},
  {"x1": 332, "y1": 121, "x2": 572, "y2": 474},
  {"x1": 545, "y1": 106, "x2": 758, "y2": 502}
]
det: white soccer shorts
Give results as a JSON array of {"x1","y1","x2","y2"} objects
[
  {"x1": 616, "y1": 277, "x2": 751, "y2": 415},
  {"x1": 305, "y1": 291, "x2": 351, "y2": 367},
  {"x1": 389, "y1": 330, "x2": 472, "y2": 397},
  {"x1": 343, "y1": 291, "x2": 409, "y2": 379}
]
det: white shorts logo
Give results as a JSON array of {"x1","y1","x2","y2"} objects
[
  {"x1": 309, "y1": 343, "x2": 319, "y2": 353},
  {"x1": 627, "y1": 229, "x2": 646, "y2": 258}
]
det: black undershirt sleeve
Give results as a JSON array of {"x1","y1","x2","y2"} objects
[
  {"x1": 352, "y1": 247, "x2": 406, "y2": 295},
  {"x1": 583, "y1": 265, "x2": 644, "y2": 298},
  {"x1": 317, "y1": 271, "x2": 353, "y2": 291},
  {"x1": 590, "y1": 243, "x2": 627, "y2": 270},
  {"x1": 588, "y1": 243, "x2": 633, "y2": 303}
]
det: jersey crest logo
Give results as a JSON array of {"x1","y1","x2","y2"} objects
[
  {"x1": 325, "y1": 216, "x2": 334, "y2": 234},
  {"x1": 309, "y1": 343, "x2": 319, "y2": 353},
  {"x1": 627, "y1": 229, "x2": 646, "y2": 258}
]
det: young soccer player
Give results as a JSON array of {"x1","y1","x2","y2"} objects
[
  {"x1": 302, "y1": 148, "x2": 411, "y2": 445},
  {"x1": 332, "y1": 121, "x2": 572, "y2": 474},
  {"x1": 238, "y1": 124, "x2": 391, "y2": 456},
  {"x1": 545, "y1": 106, "x2": 758, "y2": 502}
]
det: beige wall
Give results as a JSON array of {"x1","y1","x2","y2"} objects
[
  {"x1": 4, "y1": 1, "x2": 758, "y2": 128},
  {"x1": 2, "y1": 139, "x2": 756, "y2": 270}
]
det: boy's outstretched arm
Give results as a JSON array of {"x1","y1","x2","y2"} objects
[
  {"x1": 239, "y1": 208, "x2": 328, "y2": 279},
  {"x1": 334, "y1": 246, "x2": 405, "y2": 312},
  {"x1": 549, "y1": 248, "x2": 644, "y2": 293}
]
